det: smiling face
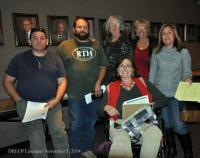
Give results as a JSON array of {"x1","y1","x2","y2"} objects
[
  {"x1": 109, "y1": 17, "x2": 120, "y2": 37},
  {"x1": 23, "y1": 19, "x2": 31, "y2": 32},
  {"x1": 161, "y1": 26, "x2": 175, "y2": 48},
  {"x1": 135, "y1": 24, "x2": 148, "y2": 39},
  {"x1": 117, "y1": 58, "x2": 134, "y2": 79}
]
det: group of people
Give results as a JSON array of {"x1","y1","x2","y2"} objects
[{"x1": 3, "y1": 15, "x2": 193, "y2": 158}]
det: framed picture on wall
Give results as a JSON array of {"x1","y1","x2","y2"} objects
[
  {"x1": 83, "y1": 17, "x2": 95, "y2": 41},
  {"x1": 151, "y1": 22, "x2": 162, "y2": 40},
  {"x1": 98, "y1": 19, "x2": 107, "y2": 43},
  {"x1": 47, "y1": 16, "x2": 69, "y2": 45},
  {"x1": 125, "y1": 20, "x2": 134, "y2": 40},
  {"x1": 185, "y1": 24, "x2": 196, "y2": 42},
  {"x1": 176, "y1": 23, "x2": 186, "y2": 41},
  {"x1": 197, "y1": 25, "x2": 200, "y2": 43},
  {"x1": 13, "y1": 13, "x2": 39, "y2": 47},
  {"x1": 0, "y1": 11, "x2": 4, "y2": 45}
]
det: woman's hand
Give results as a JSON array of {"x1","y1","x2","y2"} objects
[
  {"x1": 185, "y1": 78, "x2": 192, "y2": 85},
  {"x1": 104, "y1": 105, "x2": 120, "y2": 116}
]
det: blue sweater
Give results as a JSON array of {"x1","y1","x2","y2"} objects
[{"x1": 149, "y1": 46, "x2": 191, "y2": 97}]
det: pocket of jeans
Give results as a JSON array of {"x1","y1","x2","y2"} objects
[{"x1": 16, "y1": 99, "x2": 27, "y2": 120}]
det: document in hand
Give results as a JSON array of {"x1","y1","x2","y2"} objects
[
  {"x1": 175, "y1": 81, "x2": 200, "y2": 102},
  {"x1": 121, "y1": 104, "x2": 157, "y2": 142},
  {"x1": 122, "y1": 95, "x2": 151, "y2": 120},
  {"x1": 22, "y1": 101, "x2": 49, "y2": 123}
]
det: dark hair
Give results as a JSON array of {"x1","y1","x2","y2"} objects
[
  {"x1": 73, "y1": 17, "x2": 90, "y2": 29},
  {"x1": 30, "y1": 28, "x2": 47, "y2": 39},
  {"x1": 115, "y1": 55, "x2": 140, "y2": 79}
]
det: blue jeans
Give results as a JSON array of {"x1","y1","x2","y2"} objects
[
  {"x1": 161, "y1": 97, "x2": 189, "y2": 135},
  {"x1": 17, "y1": 102, "x2": 69, "y2": 158},
  {"x1": 68, "y1": 99, "x2": 98, "y2": 157}
]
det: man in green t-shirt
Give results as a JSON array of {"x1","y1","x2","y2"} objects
[{"x1": 57, "y1": 17, "x2": 108, "y2": 158}]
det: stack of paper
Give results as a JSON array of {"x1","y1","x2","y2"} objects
[
  {"x1": 22, "y1": 101, "x2": 49, "y2": 123},
  {"x1": 175, "y1": 81, "x2": 200, "y2": 102},
  {"x1": 122, "y1": 95, "x2": 151, "y2": 120}
]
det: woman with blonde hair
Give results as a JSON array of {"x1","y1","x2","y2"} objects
[{"x1": 132, "y1": 18, "x2": 157, "y2": 79}]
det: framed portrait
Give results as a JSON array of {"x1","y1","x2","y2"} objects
[
  {"x1": 13, "y1": 13, "x2": 39, "y2": 47},
  {"x1": 125, "y1": 20, "x2": 134, "y2": 40},
  {"x1": 98, "y1": 19, "x2": 107, "y2": 43},
  {"x1": 197, "y1": 25, "x2": 200, "y2": 43},
  {"x1": 176, "y1": 23, "x2": 186, "y2": 41},
  {"x1": 151, "y1": 22, "x2": 162, "y2": 40},
  {"x1": 83, "y1": 17, "x2": 95, "y2": 41},
  {"x1": 0, "y1": 11, "x2": 4, "y2": 45},
  {"x1": 185, "y1": 24, "x2": 196, "y2": 42},
  {"x1": 47, "y1": 16, "x2": 69, "y2": 46}
]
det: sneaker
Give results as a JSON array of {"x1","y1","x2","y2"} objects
[{"x1": 81, "y1": 150, "x2": 97, "y2": 158}]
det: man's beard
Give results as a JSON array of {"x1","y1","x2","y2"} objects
[{"x1": 74, "y1": 31, "x2": 89, "y2": 41}]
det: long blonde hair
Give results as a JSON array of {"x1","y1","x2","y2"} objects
[{"x1": 154, "y1": 23, "x2": 185, "y2": 53}]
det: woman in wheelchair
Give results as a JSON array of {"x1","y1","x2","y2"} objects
[{"x1": 101, "y1": 56, "x2": 167, "y2": 158}]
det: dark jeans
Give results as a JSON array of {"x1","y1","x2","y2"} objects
[
  {"x1": 161, "y1": 97, "x2": 189, "y2": 134},
  {"x1": 68, "y1": 99, "x2": 98, "y2": 157}
]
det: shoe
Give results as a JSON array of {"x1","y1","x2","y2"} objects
[{"x1": 81, "y1": 150, "x2": 97, "y2": 158}]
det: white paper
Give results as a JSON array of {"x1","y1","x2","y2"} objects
[
  {"x1": 85, "y1": 93, "x2": 93, "y2": 104},
  {"x1": 123, "y1": 95, "x2": 149, "y2": 105},
  {"x1": 84, "y1": 85, "x2": 106, "y2": 104},
  {"x1": 22, "y1": 101, "x2": 49, "y2": 123}
]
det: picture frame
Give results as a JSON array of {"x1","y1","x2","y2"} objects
[
  {"x1": 176, "y1": 23, "x2": 186, "y2": 41},
  {"x1": 125, "y1": 20, "x2": 134, "y2": 40},
  {"x1": 84, "y1": 17, "x2": 95, "y2": 41},
  {"x1": 13, "y1": 13, "x2": 39, "y2": 47},
  {"x1": 185, "y1": 24, "x2": 196, "y2": 42},
  {"x1": 98, "y1": 19, "x2": 107, "y2": 43},
  {"x1": 47, "y1": 16, "x2": 69, "y2": 46},
  {"x1": 0, "y1": 11, "x2": 4, "y2": 45},
  {"x1": 151, "y1": 22, "x2": 162, "y2": 40},
  {"x1": 197, "y1": 25, "x2": 200, "y2": 43}
]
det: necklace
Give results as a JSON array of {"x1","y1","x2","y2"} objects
[
  {"x1": 120, "y1": 80, "x2": 135, "y2": 91},
  {"x1": 33, "y1": 55, "x2": 45, "y2": 69}
]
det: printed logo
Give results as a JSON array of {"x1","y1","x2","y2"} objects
[{"x1": 72, "y1": 47, "x2": 96, "y2": 61}]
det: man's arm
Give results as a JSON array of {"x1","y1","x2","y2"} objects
[
  {"x1": 46, "y1": 77, "x2": 67, "y2": 109},
  {"x1": 3, "y1": 74, "x2": 21, "y2": 102},
  {"x1": 94, "y1": 66, "x2": 107, "y2": 96}
]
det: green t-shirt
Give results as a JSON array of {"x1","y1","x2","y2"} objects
[{"x1": 57, "y1": 39, "x2": 108, "y2": 99}]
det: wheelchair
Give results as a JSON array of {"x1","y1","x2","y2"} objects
[{"x1": 96, "y1": 107, "x2": 166, "y2": 158}]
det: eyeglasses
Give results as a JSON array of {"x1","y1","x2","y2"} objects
[{"x1": 119, "y1": 64, "x2": 133, "y2": 70}]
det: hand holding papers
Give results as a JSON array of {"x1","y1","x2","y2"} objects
[
  {"x1": 85, "y1": 85, "x2": 106, "y2": 104},
  {"x1": 121, "y1": 96, "x2": 157, "y2": 142},
  {"x1": 22, "y1": 101, "x2": 49, "y2": 123},
  {"x1": 175, "y1": 81, "x2": 200, "y2": 102}
]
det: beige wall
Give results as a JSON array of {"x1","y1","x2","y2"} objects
[{"x1": 0, "y1": 0, "x2": 200, "y2": 98}]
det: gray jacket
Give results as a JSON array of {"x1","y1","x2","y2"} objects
[{"x1": 149, "y1": 46, "x2": 191, "y2": 97}]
